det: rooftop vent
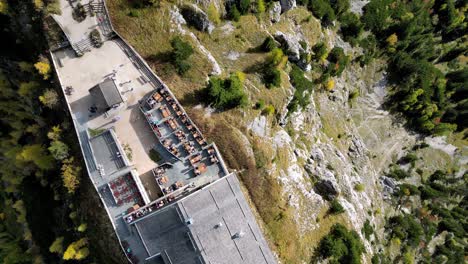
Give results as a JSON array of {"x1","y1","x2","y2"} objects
[
  {"x1": 186, "y1": 218, "x2": 194, "y2": 225},
  {"x1": 232, "y1": 231, "x2": 245, "y2": 239},
  {"x1": 215, "y1": 222, "x2": 223, "y2": 229}
]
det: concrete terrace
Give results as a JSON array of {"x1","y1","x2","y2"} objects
[{"x1": 50, "y1": 0, "x2": 277, "y2": 263}]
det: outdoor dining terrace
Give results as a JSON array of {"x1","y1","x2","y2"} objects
[
  {"x1": 108, "y1": 173, "x2": 144, "y2": 206},
  {"x1": 140, "y1": 88, "x2": 208, "y2": 160}
]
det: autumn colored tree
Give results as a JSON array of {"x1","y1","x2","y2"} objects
[
  {"x1": 63, "y1": 238, "x2": 89, "y2": 260},
  {"x1": 34, "y1": 61, "x2": 51, "y2": 80},
  {"x1": 39, "y1": 89, "x2": 59, "y2": 108},
  {"x1": 61, "y1": 157, "x2": 82, "y2": 194}
]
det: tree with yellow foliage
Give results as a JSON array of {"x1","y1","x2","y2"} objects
[
  {"x1": 33, "y1": 0, "x2": 44, "y2": 11},
  {"x1": 0, "y1": 0, "x2": 8, "y2": 14},
  {"x1": 63, "y1": 238, "x2": 89, "y2": 260},
  {"x1": 49, "y1": 237, "x2": 64, "y2": 254},
  {"x1": 34, "y1": 61, "x2": 51, "y2": 80},
  {"x1": 386, "y1": 33, "x2": 398, "y2": 46},
  {"x1": 61, "y1": 157, "x2": 82, "y2": 194}
]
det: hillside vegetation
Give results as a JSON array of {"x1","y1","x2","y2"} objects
[{"x1": 106, "y1": 0, "x2": 467, "y2": 263}]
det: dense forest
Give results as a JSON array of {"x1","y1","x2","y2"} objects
[{"x1": 0, "y1": 1, "x2": 124, "y2": 263}]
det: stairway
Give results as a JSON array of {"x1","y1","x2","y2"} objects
[{"x1": 72, "y1": 37, "x2": 93, "y2": 54}]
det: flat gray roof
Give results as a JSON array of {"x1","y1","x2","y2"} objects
[
  {"x1": 89, "y1": 78, "x2": 123, "y2": 108},
  {"x1": 132, "y1": 174, "x2": 275, "y2": 264},
  {"x1": 89, "y1": 130, "x2": 126, "y2": 178},
  {"x1": 135, "y1": 205, "x2": 200, "y2": 264}
]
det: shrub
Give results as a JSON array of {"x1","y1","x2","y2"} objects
[
  {"x1": 207, "y1": 3, "x2": 221, "y2": 25},
  {"x1": 261, "y1": 36, "x2": 277, "y2": 52},
  {"x1": 238, "y1": 0, "x2": 250, "y2": 14},
  {"x1": 170, "y1": 37, "x2": 194, "y2": 75},
  {"x1": 287, "y1": 64, "x2": 313, "y2": 113},
  {"x1": 228, "y1": 5, "x2": 241, "y2": 21},
  {"x1": 329, "y1": 199, "x2": 345, "y2": 214},
  {"x1": 397, "y1": 183, "x2": 420, "y2": 197},
  {"x1": 348, "y1": 89, "x2": 359, "y2": 102},
  {"x1": 331, "y1": 0, "x2": 350, "y2": 17},
  {"x1": 339, "y1": 12, "x2": 363, "y2": 45},
  {"x1": 257, "y1": 0, "x2": 265, "y2": 13},
  {"x1": 312, "y1": 42, "x2": 328, "y2": 61},
  {"x1": 261, "y1": 105, "x2": 275, "y2": 116},
  {"x1": 325, "y1": 79, "x2": 335, "y2": 91},
  {"x1": 308, "y1": 0, "x2": 336, "y2": 26},
  {"x1": 89, "y1": 29, "x2": 103, "y2": 48},
  {"x1": 72, "y1": 3, "x2": 86, "y2": 22},
  {"x1": 327, "y1": 47, "x2": 349, "y2": 76},
  {"x1": 398, "y1": 152, "x2": 418, "y2": 166},
  {"x1": 386, "y1": 167, "x2": 411, "y2": 180},
  {"x1": 317, "y1": 224, "x2": 365, "y2": 263},
  {"x1": 263, "y1": 67, "x2": 281, "y2": 88},
  {"x1": 127, "y1": 9, "x2": 140, "y2": 17},
  {"x1": 205, "y1": 74, "x2": 248, "y2": 109},
  {"x1": 255, "y1": 99, "x2": 265, "y2": 109},
  {"x1": 362, "y1": 219, "x2": 374, "y2": 240},
  {"x1": 149, "y1": 149, "x2": 162, "y2": 163},
  {"x1": 354, "y1": 183, "x2": 364, "y2": 192}
]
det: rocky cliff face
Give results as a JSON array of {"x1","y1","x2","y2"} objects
[{"x1": 107, "y1": 0, "x2": 466, "y2": 262}]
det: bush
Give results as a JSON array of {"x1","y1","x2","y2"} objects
[
  {"x1": 312, "y1": 42, "x2": 328, "y2": 61},
  {"x1": 149, "y1": 149, "x2": 162, "y2": 163},
  {"x1": 287, "y1": 64, "x2": 314, "y2": 113},
  {"x1": 329, "y1": 199, "x2": 345, "y2": 214},
  {"x1": 348, "y1": 89, "x2": 359, "y2": 102},
  {"x1": 227, "y1": 5, "x2": 241, "y2": 21},
  {"x1": 170, "y1": 37, "x2": 194, "y2": 75},
  {"x1": 89, "y1": 29, "x2": 103, "y2": 48},
  {"x1": 263, "y1": 67, "x2": 281, "y2": 88},
  {"x1": 238, "y1": 0, "x2": 250, "y2": 14},
  {"x1": 261, "y1": 105, "x2": 275, "y2": 116},
  {"x1": 261, "y1": 36, "x2": 277, "y2": 52},
  {"x1": 398, "y1": 152, "x2": 418, "y2": 166},
  {"x1": 339, "y1": 12, "x2": 363, "y2": 45},
  {"x1": 331, "y1": 0, "x2": 350, "y2": 17},
  {"x1": 354, "y1": 183, "x2": 364, "y2": 192},
  {"x1": 397, "y1": 183, "x2": 420, "y2": 197},
  {"x1": 386, "y1": 215, "x2": 423, "y2": 247},
  {"x1": 207, "y1": 3, "x2": 221, "y2": 25},
  {"x1": 317, "y1": 224, "x2": 365, "y2": 263},
  {"x1": 72, "y1": 3, "x2": 86, "y2": 22},
  {"x1": 386, "y1": 167, "x2": 411, "y2": 180},
  {"x1": 255, "y1": 99, "x2": 265, "y2": 109},
  {"x1": 205, "y1": 73, "x2": 248, "y2": 109},
  {"x1": 362, "y1": 219, "x2": 374, "y2": 240},
  {"x1": 308, "y1": 0, "x2": 336, "y2": 26},
  {"x1": 327, "y1": 47, "x2": 349, "y2": 76}
]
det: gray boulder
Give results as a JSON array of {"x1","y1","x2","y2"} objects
[
  {"x1": 274, "y1": 31, "x2": 303, "y2": 62},
  {"x1": 280, "y1": 0, "x2": 296, "y2": 13},
  {"x1": 269, "y1": 2, "x2": 281, "y2": 23},
  {"x1": 180, "y1": 4, "x2": 214, "y2": 33},
  {"x1": 314, "y1": 180, "x2": 339, "y2": 201}
]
